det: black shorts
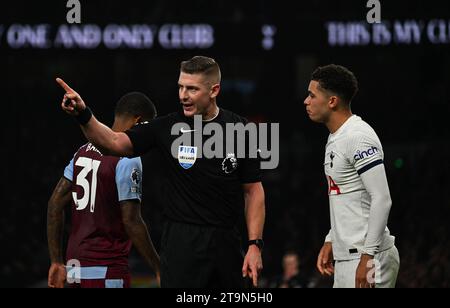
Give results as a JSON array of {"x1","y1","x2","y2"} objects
[{"x1": 160, "y1": 220, "x2": 246, "y2": 288}]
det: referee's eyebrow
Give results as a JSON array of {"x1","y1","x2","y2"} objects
[{"x1": 178, "y1": 83, "x2": 200, "y2": 90}]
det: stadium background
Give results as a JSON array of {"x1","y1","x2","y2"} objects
[{"x1": 1, "y1": 0, "x2": 449, "y2": 287}]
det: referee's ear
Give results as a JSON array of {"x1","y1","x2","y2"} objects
[{"x1": 210, "y1": 83, "x2": 220, "y2": 99}]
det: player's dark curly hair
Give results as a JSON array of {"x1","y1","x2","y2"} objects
[
  {"x1": 311, "y1": 64, "x2": 358, "y2": 105},
  {"x1": 115, "y1": 92, "x2": 157, "y2": 122},
  {"x1": 180, "y1": 56, "x2": 221, "y2": 83}
]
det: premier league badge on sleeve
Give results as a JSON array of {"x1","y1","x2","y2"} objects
[
  {"x1": 130, "y1": 168, "x2": 142, "y2": 193},
  {"x1": 130, "y1": 168, "x2": 141, "y2": 185},
  {"x1": 178, "y1": 146, "x2": 198, "y2": 169}
]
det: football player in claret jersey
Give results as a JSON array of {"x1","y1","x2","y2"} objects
[
  {"x1": 304, "y1": 64, "x2": 400, "y2": 288},
  {"x1": 47, "y1": 92, "x2": 160, "y2": 288}
]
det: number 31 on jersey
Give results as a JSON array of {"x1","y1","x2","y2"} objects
[{"x1": 72, "y1": 157, "x2": 101, "y2": 212}]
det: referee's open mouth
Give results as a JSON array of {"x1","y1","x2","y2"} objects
[{"x1": 182, "y1": 103, "x2": 195, "y2": 112}]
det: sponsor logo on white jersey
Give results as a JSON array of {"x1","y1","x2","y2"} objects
[{"x1": 354, "y1": 146, "x2": 379, "y2": 161}]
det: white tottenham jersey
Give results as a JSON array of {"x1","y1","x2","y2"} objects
[{"x1": 324, "y1": 115, "x2": 395, "y2": 260}]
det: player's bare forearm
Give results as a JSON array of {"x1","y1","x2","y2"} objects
[
  {"x1": 120, "y1": 201, "x2": 161, "y2": 274},
  {"x1": 47, "y1": 177, "x2": 72, "y2": 264},
  {"x1": 126, "y1": 220, "x2": 161, "y2": 273},
  {"x1": 243, "y1": 182, "x2": 265, "y2": 240},
  {"x1": 80, "y1": 116, "x2": 134, "y2": 157}
]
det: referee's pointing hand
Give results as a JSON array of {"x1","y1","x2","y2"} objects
[
  {"x1": 242, "y1": 246, "x2": 263, "y2": 287},
  {"x1": 56, "y1": 78, "x2": 86, "y2": 116}
]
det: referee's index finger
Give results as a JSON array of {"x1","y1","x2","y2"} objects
[{"x1": 56, "y1": 78, "x2": 73, "y2": 92}]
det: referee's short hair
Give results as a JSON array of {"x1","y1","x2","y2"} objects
[
  {"x1": 115, "y1": 92, "x2": 157, "y2": 122},
  {"x1": 180, "y1": 56, "x2": 221, "y2": 84},
  {"x1": 311, "y1": 64, "x2": 358, "y2": 105}
]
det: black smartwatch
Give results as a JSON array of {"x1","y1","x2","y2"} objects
[{"x1": 248, "y1": 239, "x2": 264, "y2": 250}]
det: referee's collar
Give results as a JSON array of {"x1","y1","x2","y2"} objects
[
  {"x1": 202, "y1": 107, "x2": 220, "y2": 122},
  {"x1": 178, "y1": 108, "x2": 222, "y2": 123}
]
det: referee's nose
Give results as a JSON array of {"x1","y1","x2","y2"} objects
[{"x1": 180, "y1": 88, "x2": 189, "y2": 102}]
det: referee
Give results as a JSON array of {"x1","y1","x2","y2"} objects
[{"x1": 56, "y1": 56, "x2": 266, "y2": 288}]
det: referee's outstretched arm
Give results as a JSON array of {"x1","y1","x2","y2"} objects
[{"x1": 57, "y1": 78, "x2": 134, "y2": 156}]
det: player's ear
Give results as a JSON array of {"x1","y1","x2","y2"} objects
[{"x1": 328, "y1": 96, "x2": 339, "y2": 109}]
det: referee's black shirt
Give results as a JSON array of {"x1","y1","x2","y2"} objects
[{"x1": 125, "y1": 108, "x2": 261, "y2": 228}]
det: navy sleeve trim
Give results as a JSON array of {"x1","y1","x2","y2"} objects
[{"x1": 357, "y1": 159, "x2": 383, "y2": 175}]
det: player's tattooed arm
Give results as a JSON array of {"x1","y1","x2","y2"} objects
[{"x1": 47, "y1": 177, "x2": 72, "y2": 264}]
